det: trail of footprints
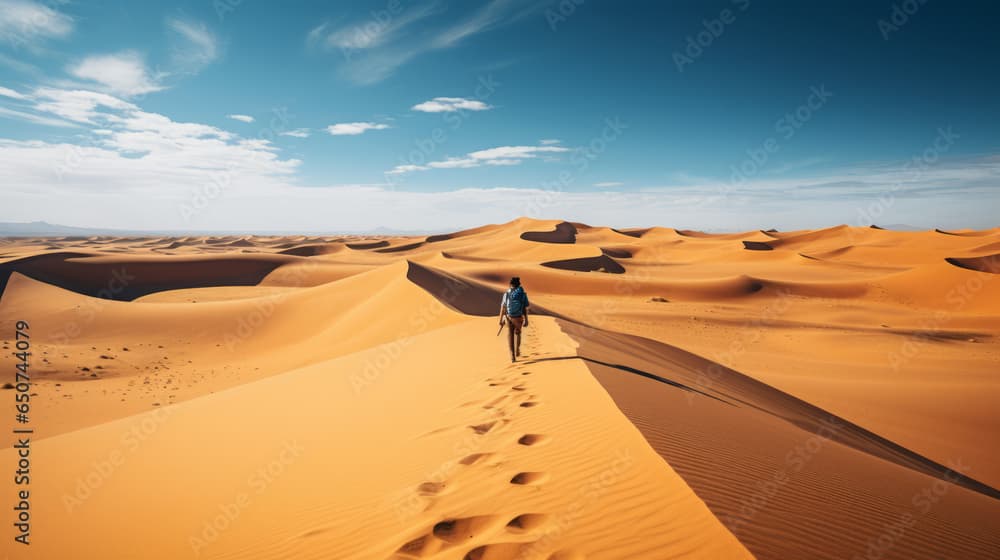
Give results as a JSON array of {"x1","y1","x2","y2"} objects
[{"x1": 392, "y1": 339, "x2": 582, "y2": 560}]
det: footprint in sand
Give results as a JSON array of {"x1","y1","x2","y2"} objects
[
  {"x1": 432, "y1": 516, "x2": 502, "y2": 543},
  {"x1": 394, "y1": 514, "x2": 557, "y2": 560},
  {"x1": 416, "y1": 481, "x2": 451, "y2": 497},
  {"x1": 517, "y1": 434, "x2": 549, "y2": 447},
  {"x1": 505, "y1": 513, "x2": 549, "y2": 534},
  {"x1": 509, "y1": 472, "x2": 548, "y2": 486},
  {"x1": 482, "y1": 394, "x2": 510, "y2": 410},
  {"x1": 469, "y1": 419, "x2": 509, "y2": 435},
  {"x1": 487, "y1": 377, "x2": 519, "y2": 387},
  {"x1": 421, "y1": 413, "x2": 502, "y2": 439},
  {"x1": 459, "y1": 452, "x2": 495, "y2": 466},
  {"x1": 463, "y1": 542, "x2": 543, "y2": 560},
  {"x1": 394, "y1": 515, "x2": 503, "y2": 558}
]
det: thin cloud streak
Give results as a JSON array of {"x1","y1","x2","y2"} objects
[
  {"x1": 387, "y1": 144, "x2": 569, "y2": 174},
  {"x1": 0, "y1": 0, "x2": 73, "y2": 48},
  {"x1": 315, "y1": 0, "x2": 547, "y2": 84},
  {"x1": 167, "y1": 17, "x2": 220, "y2": 75}
]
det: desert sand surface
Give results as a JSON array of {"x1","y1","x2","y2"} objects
[{"x1": 1, "y1": 218, "x2": 999, "y2": 559}]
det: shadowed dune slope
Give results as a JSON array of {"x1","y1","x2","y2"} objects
[
  {"x1": 277, "y1": 243, "x2": 343, "y2": 256},
  {"x1": 599, "y1": 246, "x2": 634, "y2": 258},
  {"x1": 946, "y1": 253, "x2": 1000, "y2": 274},
  {"x1": 936, "y1": 228, "x2": 998, "y2": 237},
  {"x1": 553, "y1": 320, "x2": 1000, "y2": 500},
  {"x1": 405, "y1": 261, "x2": 506, "y2": 316},
  {"x1": 0, "y1": 252, "x2": 296, "y2": 301},
  {"x1": 552, "y1": 320, "x2": 1000, "y2": 560},
  {"x1": 346, "y1": 240, "x2": 390, "y2": 250},
  {"x1": 405, "y1": 260, "x2": 562, "y2": 318},
  {"x1": 541, "y1": 254, "x2": 625, "y2": 274},
  {"x1": 520, "y1": 221, "x2": 578, "y2": 244},
  {"x1": 742, "y1": 241, "x2": 774, "y2": 251}
]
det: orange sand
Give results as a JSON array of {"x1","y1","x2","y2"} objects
[{"x1": 1, "y1": 218, "x2": 998, "y2": 559}]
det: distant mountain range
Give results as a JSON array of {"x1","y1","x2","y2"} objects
[{"x1": 0, "y1": 221, "x2": 120, "y2": 236}]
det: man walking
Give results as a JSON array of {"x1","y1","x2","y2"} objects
[{"x1": 499, "y1": 276, "x2": 530, "y2": 362}]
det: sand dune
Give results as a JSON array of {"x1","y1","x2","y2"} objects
[
  {"x1": 947, "y1": 253, "x2": 1000, "y2": 274},
  {"x1": 0, "y1": 252, "x2": 296, "y2": 300},
  {"x1": 520, "y1": 221, "x2": 578, "y2": 244},
  {"x1": 2, "y1": 217, "x2": 999, "y2": 559},
  {"x1": 741, "y1": 241, "x2": 773, "y2": 251},
  {"x1": 277, "y1": 244, "x2": 344, "y2": 256},
  {"x1": 541, "y1": 255, "x2": 625, "y2": 274},
  {"x1": 347, "y1": 240, "x2": 391, "y2": 250},
  {"x1": 936, "y1": 228, "x2": 1000, "y2": 237}
]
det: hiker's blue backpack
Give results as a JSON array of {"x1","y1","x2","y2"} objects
[{"x1": 507, "y1": 286, "x2": 527, "y2": 317}]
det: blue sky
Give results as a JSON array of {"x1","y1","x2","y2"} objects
[{"x1": 0, "y1": 0, "x2": 998, "y2": 232}]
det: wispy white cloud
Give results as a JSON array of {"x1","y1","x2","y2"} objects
[
  {"x1": 469, "y1": 145, "x2": 568, "y2": 160},
  {"x1": 594, "y1": 181, "x2": 623, "y2": 187},
  {"x1": 388, "y1": 144, "x2": 569, "y2": 174},
  {"x1": 0, "y1": 0, "x2": 73, "y2": 48},
  {"x1": 426, "y1": 158, "x2": 480, "y2": 169},
  {"x1": 305, "y1": 4, "x2": 440, "y2": 85},
  {"x1": 280, "y1": 128, "x2": 311, "y2": 138},
  {"x1": 327, "y1": 122, "x2": 390, "y2": 136},
  {"x1": 227, "y1": 114, "x2": 254, "y2": 123},
  {"x1": 388, "y1": 164, "x2": 425, "y2": 174},
  {"x1": 0, "y1": 85, "x2": 102, "y2": 127},
  {"x1": 305, "y1": 22, "x2": 330, "y2": 47},
  {"x1": 167, "y1": 18, "x2": 220, "y2": 75},
  {"x1": 0, "y1": 105, "x2": 75, "y2": 127},
  {"x1": 411, "y1": 96, "x2": 492, "y2": 113},
  {"x1": 315, "y1": 0, "x2": 544, "y2": 84},
  {"x1": 0, "y1": 85, "x2": 27, "y2": 99},
  {"x1": 67, "y1": 51, "x2": 164, "y2": 97},
  {"x1": 309, "y1": 3, "x2": 438, "y2": 52},
  {"x1": 33, "y1": 88, "x2": 136, "y2": 123},
  {"x1": 431, "y1": 0, "x2": 524, "y2": 49},
  {"x1": 337, "y1": 50, "x2": 420, "y2": 85},
  {"x1": 539, "y1": 138, "x2": 561, "y2": 145}
]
